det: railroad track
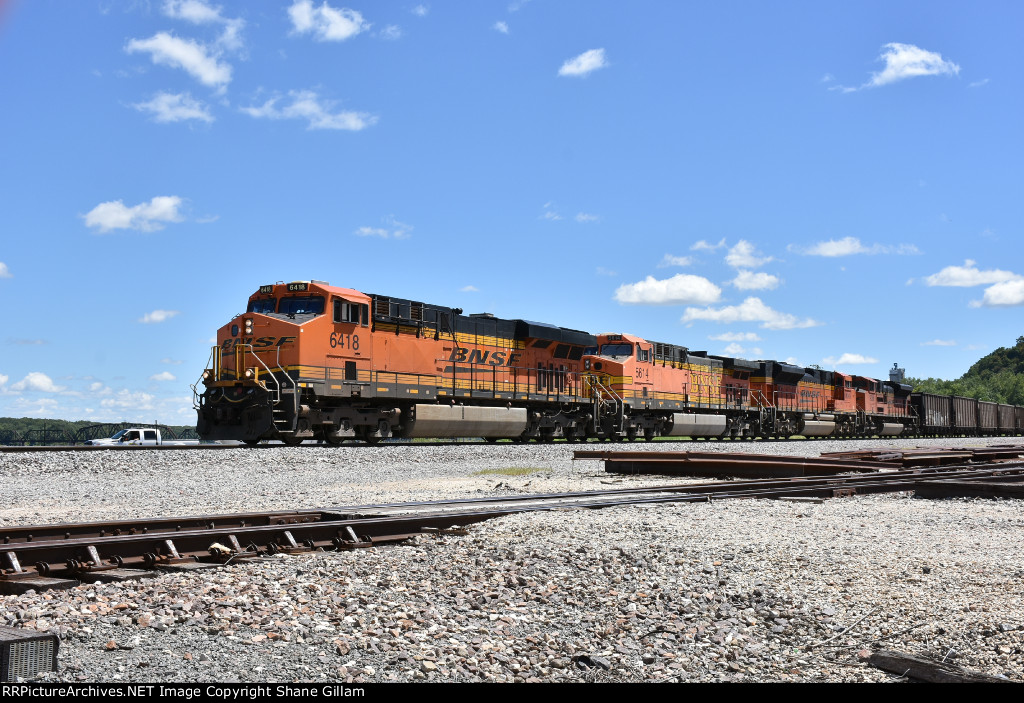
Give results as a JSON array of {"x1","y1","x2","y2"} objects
[
  {"x1": 3, "y1": 436, "x2": 1022, "y2": 452},
  {"x1": 3, "y1": 459, "x2": 1024, "y2": 595}
]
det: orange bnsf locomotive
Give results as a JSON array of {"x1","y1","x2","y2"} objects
[{"x1": 194, "y1": 281, "x2": 1022, "y2": 443}]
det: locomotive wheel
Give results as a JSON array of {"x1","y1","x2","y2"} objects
[
  {"x1": 243, "y1": 439, "x2": 260, "y2": 446},
  {"x1": 323, "y1": 434, "x2": 345, "y2": 447},
  {"x1": 279, "y1": 434, "x2": 302, "y2": 446}
]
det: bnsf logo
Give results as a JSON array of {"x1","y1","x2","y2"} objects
[
  {"x1": 221, "y1": 336, "x2": 296, "y2": 352},
  {"x1": 448, "y1": 349, "x2": 523, "y2": 366}
]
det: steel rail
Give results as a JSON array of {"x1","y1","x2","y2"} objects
[
  {"x1": 3, "y1": 461, "x2": 1024, "y2": 547},
  {"x1": 3, "y1": 463, "x2": 1024, "y2": 590}
]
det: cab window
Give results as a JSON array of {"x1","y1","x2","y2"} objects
[
  {"x1": 600, "y1": 343, "x2": 633, "y2": 357},
  {"x1": 333, "y1": 300, "x2": 363, "y2": 324},
  {"x1": 279, "y1": 296, "x2": 325, "y2": 315},
  {"x1": 247, "y1": 298, "x2": 276, "y2": 314}
]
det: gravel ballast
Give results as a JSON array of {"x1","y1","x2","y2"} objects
[{"x1": 2, "y1": 437, "x2": 1022, "y2": 683}]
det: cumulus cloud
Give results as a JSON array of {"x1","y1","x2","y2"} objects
[
  {"x1": 921, "y1": 339, "x2": 956, "y2": 346},
  {"x1": 10, "y1": 372, "x2": 65, "y2": 393},
  {"x1": 494, "y1": 21, "x2": 509, "y2": 34},
  {"x1": 0, "y1": 262, "x2": 11, "y2": 278},
  {"x1": 925, "y1": 260, "x2": 1021, "y2": 287},
  {"x1": 139, "y1": 310, "x2": 180, "y2": 324},
  {"x1": 84, "y1": 196, "x2": 185, "y2": 233},
  {"x1": 354, "y1": 215, "x2": 412, "y2": 239},
  {"x1": 379, "y1": 25, "x2": 402, "y2": 40},
  {"x1": 731, "y1": 270, "x2": 780, "y2": 291},
  {"x1": 973, "y1": 280, "x2": 1024, "y2": 308},
  {"x1": 412, "y1": 5, "x2": 428, "y2": 17},
  {"x1": 150, "y1": 371, "x2": 177, "y2": 381},
  {"x1": 710, "y1": 332, "x2": 761, "y2": 342},
  {"x1": 658, "y1": 254, "x2": 692, "y2": 268},
  {"x1": 691, "y1": 238, "x2": 726, "y2": 251},
  {"x1": 125, "y1": 32, "x2": 232, "y2": 91},
  {"x1": 575, "y1": 212, "x2": 599, "y2": 223},
  {"x1": 460, "y1": 285, "x2": 478, "y2": 292},
  {"x1": 682, "y1": 297, "x2": 821, "y2": 330},
  {"x1": 241, "y1": 90, "x2": 377, "y2": 131},
  {"x1": 558, "y1": 48, "x2": 607, "y2": 77},
  {"x1": 792, "y1": 237, "x2": 920, "y2": 257},
  {"x1": 132, "y1": 92, "x2": 214, "y2": 123},
  {"x1": 832, "y1": 43, "x2": 960, "y2": 93},
  {"x1": 100, "y1": 390, "x2": 157, "y2": 411},
  {"x1": 725, "y1": 240, "x2": 773, "y2": 269},
  {"x1": 615, "y1": 274, "x2": 722, "y2": 306},
  {"x1": 722, "y1": 342, "x2": 762, "y2": 358},
  {"x1": 868, "y1": 43, "x2": 960, "y2": 87},
  {"x1": 162, "y1": 0, "x2": 245, "y2": 50},
  {"x1": 822, "y1": 353, "x2": 879, "y2": 366},
  {"x1": 288, "y1": 1, "x2": 369, "y2": 42}
]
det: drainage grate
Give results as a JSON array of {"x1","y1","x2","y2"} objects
[{"x1": 0, "y1": 626, "x2": 58, "y2": 682}]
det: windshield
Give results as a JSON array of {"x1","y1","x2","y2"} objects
[
  {"x1": 110, "y1": 430, "x2": 126, "y2": 440},
  {"x1": 278, "y1": 296, "x2": 325, "y2": 315},
  {"x1": 247, "y1": 298, "x2": 276, "y2": 314},
  {"x1": 600, "y1": 343, "x2": 634, "y2": 357}
]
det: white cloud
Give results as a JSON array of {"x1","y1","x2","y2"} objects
[
  {"x1": 595, "y1": 267, "x2": 617, "y2": 277},
  {"x1": 354, "y1": 215, "x2": 412, "y2": 239},
  {"x1": 494, "y1": 21, "x2": 509, "y2": 34},
  {"x1": 460, "y1": 285, "x2": 478, "y2": 292},
  {"x1": 132, "y1": 92, "x2": 214, "y2": 123},
  {"x1": 921, "y1": 339, "x2": 956, "y2": 346},
  {"x1": 725, "y1": 240, "x2": 773, "y2": 269},
  {"x1": 974, "y1": 279, "x2": 1024, "y2": 308},
  {"x1": 241, "y1": 90, "x2": 377, "y2": 131},
  {"x1": 615, "y1": 274, "x2": 722, "y2": 306},
  {"x1": 379, "y1": 25, "x2": 402, "y2": 40},
  {"x1": 924, "y1": 260, "x2": 1021, "y2": 287},
  {"x1": 822, "y1": 353, "x2": 879, "y2": 366},
  {"x1": 0, "y1": 374, "x2": 8, "y2": 387},
  {"x1": 162, "y1": 0, "x2": 245, "y2": 50},
  {"x1": 682, "y1": 297, "x2": 821, "y2": 330},
  {"x1": 288, "y1": 1, "x2": 369, "y2": 42},
  {"x1": 691, "y1": 238, "x2": 726, "y2": 251},
  {"x1": 100, "y1": 390, "x2": 157, "y2": 412},
  {"x1": 540, "y1": 203, "x2": 562, "y2": 221},
  {"x1": 710, "y1": 332, "x2": 761, "y2": 342},
  {"x1": 868, "y1": 43, "x2": 960, "y2": 87},
  {"x1": 10, "y1": 372, "x2": 65, "y2": 393},
  {"x1": 558, "y1": 48, "x2": 607, "y2": 77},
  {"x1": 412, "y1": 5, "x2": 428, "y2": 17},
  {"x1": 793, "y1": 236, "x2": 919, "y2": 257},
  {"x1": 84, "y1": 196, "x2": 185, "y2": 233},
  {"x1": 731, "y1": 270, "x2": 780, "y2": 291},
  {"x1": 0, "y1": 262, "x2": 11, "y2": 278},
  {"x1": 658, "y1": 254, "x2": 692, "y2": 268},
  {"x1": 722, "y1": 343, "x2": 762, "y2": 358},
  {"x1": 150, "y1": 371, "x2": 177, "y2": 381},
  {"x1": 969, "y1": 78, "x2": 990, "y2": 88},
  {"x1": 575, "y1": 212, "x2": 599, "y2": 223},
  {"x1": 125, "y1": 32, "x2": 232, "y2": 91},
  {"x1": 139, "y1": 310, "x2": 180, "y2": 324}
]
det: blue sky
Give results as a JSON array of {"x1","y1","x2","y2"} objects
[{"x1": 1, "y1": 0, "x2": 1021, "y2": 423}]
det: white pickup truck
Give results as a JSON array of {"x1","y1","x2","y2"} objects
[{"x1": 84, "y1": 428, "x2": 197, "y2": 446}]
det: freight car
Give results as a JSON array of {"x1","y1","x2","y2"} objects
[{"x1": 194, "y1": 281, "x2": 1024, "y2": 444}]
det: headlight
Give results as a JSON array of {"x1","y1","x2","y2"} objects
[{"x1": 244, "y1": 318, "x2": 254, "y2": 334}]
